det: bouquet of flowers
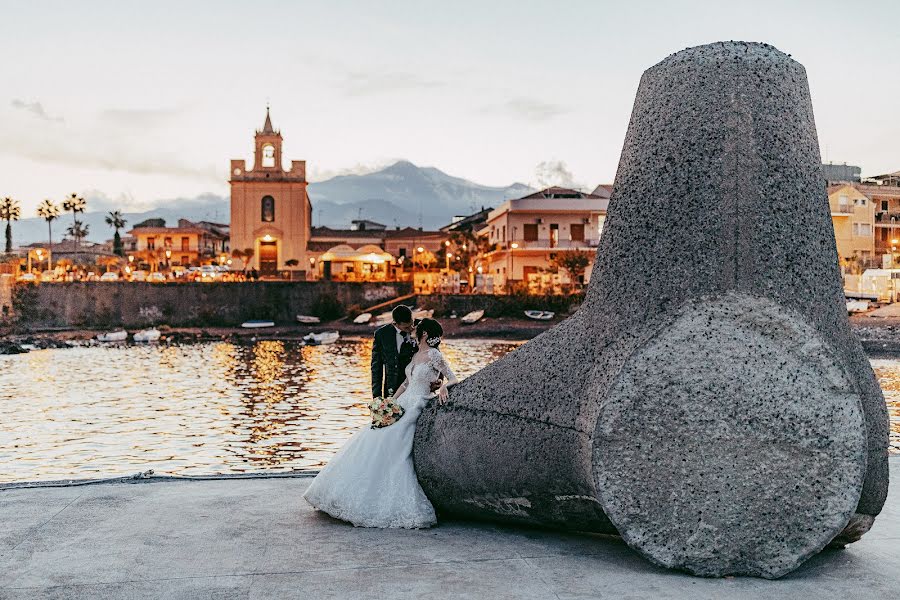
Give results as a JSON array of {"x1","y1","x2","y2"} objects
[{"x1": 369, "y1": 391, "x2": 405, "y2": 429}]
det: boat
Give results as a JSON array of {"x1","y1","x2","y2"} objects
[
  {"x1": 524, "y1": 310, "x2": 555, "y2": 321},
  {"x1": 133, "y1": 328, "x2": 161, "y2": 342},
  {"x1": 460, "y1": 309, "x2": 485, "y2": 325},
  {"x1": 411, "y1": 308, "x2": 434, "y2": 320},
  {"x1": 303, "y1": 331, "x2": 340, "y2": 345},
  {"x1": 846, "y1": 300, "x2": 870, "y2": 314},
  {"x1": 353, "y1": 312, "x2": 373, "y2": 324},
  {"x1": 241, "y1": 320, "x2": 275, "y2": 329},
  {"x1": 296, "y1": 315, "x2": 321, "y2": 324},
  {"x1": 373, "y1": 311, "x2": 393, "y2": 326},
  {"x1": 97, "y1": 330, "x2": 128, "y2": 342}
]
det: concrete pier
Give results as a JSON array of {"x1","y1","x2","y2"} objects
[{"x1": 1, "y1": 458, "x2": 897, "y2": 599}]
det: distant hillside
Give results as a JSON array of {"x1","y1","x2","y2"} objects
[{"x1": 11, "y1": 161, "x2": 532, "y2": 245}]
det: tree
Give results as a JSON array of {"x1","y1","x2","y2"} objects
[
  {"x1": 105, "y1": 210, "x2": 127, "y2": 257},
  {"x1": 550, "y1": 249, "x2": 593, "y2": 285},
  {"x1": 284, "y1": 258, "x2": 300, "y2": 267},
  {"x1": 66, "y1": 220, "x2": 90, "y2": 258},
  {"x1": 36, "y1": 199, "x2": 60, "y2": 269},
  {"x1": 0, "y1": 197, "x2": 21, "y2": 254},
  {"x1": 62, "y1": 193, "x2": 86, "y2": 261},
  {"x1": 446, "y1": 229, "x2": 496, "y2": 287},
  {"x1": 242, "y1": 247, "x2": 255, "y2": 272}
]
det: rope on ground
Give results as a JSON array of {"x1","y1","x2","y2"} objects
[{"x1": 0, "y1": 469, "x2": 319, "y2": 490}]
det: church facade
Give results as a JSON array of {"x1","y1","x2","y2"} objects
[{"x1": 229, "y1": 109, "x2": 312, "y2": 278}]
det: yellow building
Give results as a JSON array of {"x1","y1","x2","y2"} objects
[
  {"x1": 828, "y1": 184, "x2": 875, "y2": 268},
  {"x1": 230, "y1": 109, "x2": 312, "y2": 278},
  {"x1": 127, "y1": 222, "x2": 208, "y2": 269}
]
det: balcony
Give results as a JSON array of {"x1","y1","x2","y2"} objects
[
  {"x1": 875, "y1": 212, "x2": 900, "y2": 224},
  {"x1": 504, "y1": 239, "x2": 600, "y2": 250}
]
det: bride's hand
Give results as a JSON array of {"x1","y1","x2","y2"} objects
[{"x1": 437, "y1": 384, "x2": 449, "y2": 405}]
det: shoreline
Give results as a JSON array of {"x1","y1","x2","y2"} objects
[{"x1": 4, "y1": 313, "x2": 900, "y2": 352}]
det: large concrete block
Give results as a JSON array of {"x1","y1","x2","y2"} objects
[{"x1": 413, "y1": 41, "x2": 889, "y2": 578}]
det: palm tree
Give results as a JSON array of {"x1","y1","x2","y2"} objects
[
  {"x1": 62, "y1": 193, "x2": 86, "y2": 261},
  {"x1": 66, "y1": 220, "x2": 89, "y2": 260},
  {"x1": 243, "y1": 247, "x2": 255, "y2": 273},
  {"x1": 105, "y1": 210, "x2": 127, "y2": 257},
  {"x1": 0, "y1": 197, "x2": 21, "y2": 254},
  {"x1": 37, "y1": 199, "x2": 60, "y2": 269}
]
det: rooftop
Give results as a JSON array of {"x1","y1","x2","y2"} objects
[{"x1": 1, "y1": 458, "x2": 897, "y2": 598}]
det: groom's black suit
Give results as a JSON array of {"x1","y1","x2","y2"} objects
[{"x1": 371, "y1": 323, "x2": 416, "y2": 398}]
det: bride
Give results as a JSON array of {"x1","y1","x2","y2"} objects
[{"x1": 303, "y1": 317, "x2": 458, "y2": 528}]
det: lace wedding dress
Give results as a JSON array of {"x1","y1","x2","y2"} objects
[{"x1": 303, "y1": 347, "x2": 457, "y2": 528}]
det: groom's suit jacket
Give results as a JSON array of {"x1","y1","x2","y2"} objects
[{"x1": 371, "y1": 324, "x2": 416, "y2": 398}]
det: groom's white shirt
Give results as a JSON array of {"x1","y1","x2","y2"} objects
[{"x1": 392, "y1": 325, "x2": 404, "y2": 353}]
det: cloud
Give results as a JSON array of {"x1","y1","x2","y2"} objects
[
  {"x1": 99, "y1": 107, "x2": 181, "y2": 127},
  {"x1": 534, "y1": 160, "x2": 583, "y2": 189},
  {"x1": 10, "y1": 99, "x2": 64, "y2": 122},
  {"x1": 481, "y1": 97, "x2": 568, "y2": 121},
  {"x1": 340, "y1": 71, "x2": 443, "y2": 96},
  {"x1": 306, "y1": 159, "x2": 403, "y2": 182}
]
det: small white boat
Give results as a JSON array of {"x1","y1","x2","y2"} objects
[
  {"x1": 303, "y1": 331, "x2": 340, "y2": 345},
  {"x1": 412, "y1": 308, "x2": 434, "y2": 320},
  {"x1": 846, "y1": 300, "x2": 870, "y2": 314},
  {"x1": 296, "y1": 315, "x2": 321, "y2": 324},
  {"x1": 353, "y1": 312, "x2": 373, "y2": 324},
  {"x1": 241, "y1": 320, "x2": 275, "y2": 329},
  {"x1": 133, "y1": 328, "x2": 161, "y2": 343},
  {"x1": 97, "y1": 330, "x2": 128, "y2": 342},
  {"x1": 524, "y1": 310, "x2": 555, "y2": 321},
  {"x1": 373, "y1": 311, "x2": 393, "y2": 326},
  {"x1": 460, "y1": 309, "x2": 485, "y2": 325}
]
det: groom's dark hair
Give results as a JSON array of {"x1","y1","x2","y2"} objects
[{"x1": 392, "y1": 305, "x2": 412, "y2": 324}]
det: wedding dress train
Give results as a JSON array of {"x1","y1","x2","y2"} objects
[{"x1": 303, "y1": 347, "x2": 456, "y2": 528}]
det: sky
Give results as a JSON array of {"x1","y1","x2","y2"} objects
[{"x1": 1, "y1": 0, "x2": 898, "y2": 216}]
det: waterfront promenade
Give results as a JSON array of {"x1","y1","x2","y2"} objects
[{"x1": 1, "y1": 458, "x2": 897, "y2": 599}]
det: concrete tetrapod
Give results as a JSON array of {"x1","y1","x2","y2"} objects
[{"x1": 413, "y1": 41, "x2": 889, "y2": 579}]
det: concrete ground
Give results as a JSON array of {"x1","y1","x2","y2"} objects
[{"x1": 1, "y1": 459, "x2": 898, "y2": 600}]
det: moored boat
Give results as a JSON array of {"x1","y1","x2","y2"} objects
[
  {"x1": 460, "y1": 309, "x2": 485, "y2": 325},
  {"x1": 303, "y1": 331, "x2": 340, "y2": 345},
  {"x1": 97, "y1": 330, "x2": 128, "y2": 342},
  {"x1": 296, "y1": 315, "x2": 321, "y2": 324},
  {"x1": 133, "y1": 328, "x2": 161, "y2": 342},
  {"x1": 353, "y1": 312, "x2": 373, "y2": 324},
  {"x1": 241, "y1": 320, "x2": 275, "y2": 329},
  {"x1": 524, "y1": 310, "x2": 555, "y2": 321}
]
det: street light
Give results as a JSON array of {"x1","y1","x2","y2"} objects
[
  {"x1": 446, "y1": 251, "x2": 453, "y2": 271},
  {"x1": 165, "y1": 249, "x2": 172, "y2": 270}
]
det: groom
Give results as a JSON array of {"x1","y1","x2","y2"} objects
[{"x1": 371, "y1": 305, "x2": 440, "y2": 398}]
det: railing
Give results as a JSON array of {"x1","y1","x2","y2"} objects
[{"x1": 505, "y1": 239, "x2": 600, "y2": 250}]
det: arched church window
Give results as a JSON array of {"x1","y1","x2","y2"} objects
[
  {"x1": 261, "y1": 144, "x2": 275, "y2": 168},
  {"x1": 261, "y1": 196, "x2": 275, "y2": 222}
]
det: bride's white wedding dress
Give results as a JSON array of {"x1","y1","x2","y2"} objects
[{"x1": 303, "y1": 347, "x2": 457, "y2": 528}]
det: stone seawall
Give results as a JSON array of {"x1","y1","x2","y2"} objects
[{"x1": 8, "y1": 281, "x2": 412, "y2": 329}]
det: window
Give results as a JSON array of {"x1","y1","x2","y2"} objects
[
  {"x1": 181, "y1": 237, "x2": 190, "y2": 252},
  {"x1": 261, "y1": 196, "x2": 275, "y2": 222},
  {"x1": 147, "y1": 237, "x2": 156, "y2": 250},
  {"x1": 882, "y1": 200, "x2": 889, "y2": 211},
  {"x1": 261, "y1": 144, "x2": 275, "y2": 168},
  {"x1": 570, "y1": 224, "x2": 585, "y2": 241},
  {"x1": 550, "y1": 224, "x2": 559, "y2": 248},
  {"x1": 164, "y1": 237, "x2": 172, "y2": 248},
  {"x1": 523, "y1": 224, "x2": 538, "y2": 241},
  {"x1": 398, "y1": 247, "x2": 407, "y2": 257},
  {"x1": 853, "y1": 223, "x2": 872, "y2": 237},
  {"x1": 501, "y1": 225, "x2": 506, "y2": 242}
]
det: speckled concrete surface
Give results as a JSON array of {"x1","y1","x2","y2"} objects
[
  {"x1": 0, "y1": 462, "x2": 897, "y2": 599},
  {"x1": 413, "y1": 41, "x2": 888, "y2": 578}
]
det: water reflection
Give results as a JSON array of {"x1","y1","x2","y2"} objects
[{"x1": 0, "y1": 338, "x2": 520, "y2": 483}]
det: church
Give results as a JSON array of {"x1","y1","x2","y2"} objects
[{"x1": 229, "y1": 108, "x2": 312, "y2": 279}]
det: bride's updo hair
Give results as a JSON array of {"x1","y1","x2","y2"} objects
[{"x1": 416, "y1": 318, "x2": 444, "y2": 348}]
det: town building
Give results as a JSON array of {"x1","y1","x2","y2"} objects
[
  {"x1": 477, "y1": 186, "x2": 609, "y2": 290},
  {"x1": 827, "y1": 184, "x2": 875, "y2": 268},
  {"x1": 127, "y1": 219, "x2": 211, "y2": 269},
  {"x1": 822, "y1": 163, "x2": 862, "y2": 184},
  {"x1": 229, "y1": 108, "x2": 312, "y2": 278}
]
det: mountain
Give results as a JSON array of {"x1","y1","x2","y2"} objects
[
  {"x1": 10, "y1": 162, "x2": 532, "y2": 246},
  {"x1": 307, "y1": 161, "x2": 532, "y2": 228}
]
